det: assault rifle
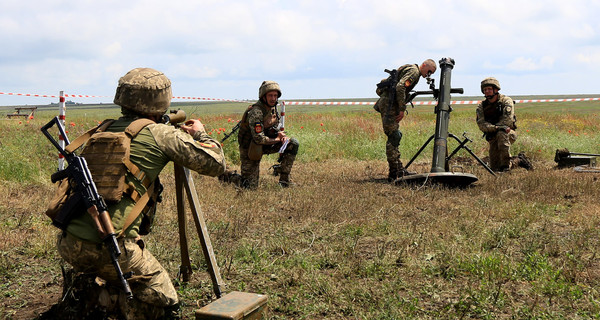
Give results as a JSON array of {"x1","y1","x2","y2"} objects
[
  {"x1": 220, "y1": 121, "x2": 241, "y2": 143},
  {"x1": 376, "y1": 69, "x2": 400, "y2": 112},
  {"x1": 41, "y1": 117, "x2": 133, "y2": 300}
]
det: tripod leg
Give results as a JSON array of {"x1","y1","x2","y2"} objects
[
  {"x1": 448, "y1": 133, "x2": 496, "y2": 177},
  {"x1": 179, "y1": 165, "x2": 225, "y2": 299},
  {"x1": 405, "y1": 134, "x2": 434, "y2": 169},
  {"x1": 175, "y1": 164, "x2": 192, "y2": 283}
]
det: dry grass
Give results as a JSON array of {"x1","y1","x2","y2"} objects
[{"x1": 2, "y1": 156, "x2": 599, "y2": 319}]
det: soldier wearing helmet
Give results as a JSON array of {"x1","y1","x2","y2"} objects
[
  {"x1": 234, "y1": 81, "x2": 299, "y2": 188},
  {"x1": 374, "y1": 59, "x2": 437, "y2": 181},
  {"x1": 49, "y1": 68, "x2": 226, "y2": 319},
  {"x1": 476, "y1": 77, "x2": 533, "y2": 172}
]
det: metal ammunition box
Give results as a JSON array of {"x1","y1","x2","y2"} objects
[
  {"x1": 556, "y1": 156, "x2": 596, "y2": 168},
  {"x1": 196, "y1": 291, "x2": 268, "y2": 320}
]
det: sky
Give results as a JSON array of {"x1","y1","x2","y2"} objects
[{"x1": 1, "y1": 0, "x2": 600, "y2": 106}]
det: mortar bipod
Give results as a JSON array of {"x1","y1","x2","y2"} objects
[
  {"x1": 446, "y1": 132, "x2": 496, "y2": 177},
  {"x1": 404, "y1": 132, "x2": 495, "y2": 177}
]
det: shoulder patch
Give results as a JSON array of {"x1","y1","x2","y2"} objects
[
  {"x1": 404, "y1": 80, "x2": 412, "y2": 87},
  {"x1": 505, "y1": 106, "x2": 512, "y2": 113},
  {"x1": 254, "y1": 122, "x2": 263, "y2": 133},
  {"x1": 198, "y1": 141, "x2": 217, "y2": 148}
]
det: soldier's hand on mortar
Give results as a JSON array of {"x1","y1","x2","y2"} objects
[{"x1": 181, "y1": 119, "x2": 205, "y2": 136}]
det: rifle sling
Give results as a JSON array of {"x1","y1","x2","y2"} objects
[
  {"x1": 118, "y1": 181, "x2": 155, "y2": 238},
  {"x1": 65, "y1": 119, "x2": 114, "y2": 153}
]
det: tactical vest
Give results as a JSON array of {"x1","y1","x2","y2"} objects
[
  {"x1": 482, "y1": 100, "x2": 503, "y2": 125},
  {"x1": 481, "y1": 97, "x2": 517, "y2": 129},
  {"x1": 63, "y1": 118, "x2": 161, "y2": 235},
  {"x1": 238, "y1": 103, "x2": 279, "y2": 149}
]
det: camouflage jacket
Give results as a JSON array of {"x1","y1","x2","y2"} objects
[
  {"x1": 476, "y1": 94, "x2": 516, "y2": 133},
  {"x1": 238, "y1": 101, "x2": 280, "y2": 149},
  {"x1": 375, "y1": 64, "x2": 421, "y2": 116},
  {"x1": 66, "y1": 116, "x2": 226, "y2": 243}
]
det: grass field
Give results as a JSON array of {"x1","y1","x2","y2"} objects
[{"x1": 0, "y1": 97, "x2": 599, "y2": 319}]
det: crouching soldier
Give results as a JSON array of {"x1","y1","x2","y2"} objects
[
  {"x1": 40, "y1": 68, "x2": 226, "y2": 319},
  {"x1": 476, "y1": 77, "x2": 533, "y2": 172},
  {"x1": 237, "y1": 81, "x2": 299, "y2": 188}
]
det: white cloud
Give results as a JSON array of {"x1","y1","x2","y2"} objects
[
  {"x1": 507, "y1": 56, "x2": 555, "y2": 71},
  {"x1": 103, "y1": 42, "x2": 122, "y2": 58},
  {"x1": 1, "y1": 0, "x2": 600, "y2": 105}
]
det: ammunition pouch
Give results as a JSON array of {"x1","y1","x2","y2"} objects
[
  {"x1": 248, "y1": 141, "x2": 263, "y2": 161},
  {"x1": 45, "y1": 178, "x2": 86, "y2": 230}
]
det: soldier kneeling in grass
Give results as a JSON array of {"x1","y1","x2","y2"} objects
[{"x1": 476, "y1": 77, "x2": 533, "y2": 172}]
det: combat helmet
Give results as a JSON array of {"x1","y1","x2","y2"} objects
[
  {"x1": 480, "y1": 77, "x2": 501, "y2": 93},
  {"x1": 259, "y1": 81, "x2": 282, "y2": 99},
  {"x1": 114, "y1": 68, "x2": 172, "y2": 116}
]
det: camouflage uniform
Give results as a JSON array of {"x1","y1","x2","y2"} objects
[
  {"x1": 374, "y1": 64, "x2": 421, "y2": 179},
  {"x1": 54, "y1": 68, "x2": 226, "y2": 319},
  {"x1": 238, "y1": 100, "x2": 299, "y2": 189},
  {"x1": 476, "y1": 93, "x2": 518, "y2": 171}
]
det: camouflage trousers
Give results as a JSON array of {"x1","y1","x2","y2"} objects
[
  {"x1": 487, "y1": 129, "x2": 517, "y2": 171},
  {"x1": 239, "y1": 138, "x2": 299, "y2": 188},
  {"x1": 57, "y1": 232, "x2": 179, "y2": 320},
  {"x1": 381, "y1": 115, "x2": 403, "y2": 169}
]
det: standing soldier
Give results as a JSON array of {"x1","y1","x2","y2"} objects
[
  {"x1": 43, "y1": 68, "x2": 226, "y2": 319},
  {"x1": 374, "y1": 59, "x2": 437, "y2": 181},
  {"x1": 476, "y1": 77, "x2": 533, "y2": 172},
  {"x1": 237, "y1": 81, "x2": 299, "y2": 188}
]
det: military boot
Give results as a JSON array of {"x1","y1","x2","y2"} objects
[
  {"x1": 387, "y1": 167, "x2": 399, "y2": 182},
  {"x1": 517, "y1": 152, "x2": 534, "y2": 171},
  {"x1": 270, "y1": 164, "x2": 282, "y2": 176},
  {"x1": 398, "y1": 164, "x2": 415, "y2": 177},
  {"x1": 278, "y1": 173, "x2": 295, "y2": 188}
]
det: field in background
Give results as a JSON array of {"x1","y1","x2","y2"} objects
[{"x1": 0, "y1": 97, "x2": 599, "y2": 319}]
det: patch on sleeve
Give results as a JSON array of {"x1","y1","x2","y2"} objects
[
  {"x1": 197, "y1": 141, "x2": 217, "y2": 148},
  {"x1": 404, "y1": 80, "x2": 411, "y2": 87},
  {"x1": 254, "y1": 122, "x2": 263, "y2": 133},
  {"x1": 505, "y1": 106, "x2": 512, "y2": 113}
]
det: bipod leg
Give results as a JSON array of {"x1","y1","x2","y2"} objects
[
  {"x1": 405, "y1": 134, "x2": 434, "y2": 170},
  {"x1": 448, "y1": 133, "x2": 496, "y2": 177},
  {"x1": 177, "y1": 164, "x2": 224, "y2": 298},
  {"x1": 175, "y1": 165, "x2": 192, "y2": 283}
]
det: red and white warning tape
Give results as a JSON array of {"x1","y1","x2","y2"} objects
[
  {"x1": 2, "y1": 91, "x2": 599, "y2": 105},
  {"x1": 171, "y1": 96, "x2": 250, "y2": 103},
  {"x1": 0, "y1": 92, "x2": 110, "y2": 98},
  {"x1": 285, "y1": 97, "x2": 600, "y2": 106}
]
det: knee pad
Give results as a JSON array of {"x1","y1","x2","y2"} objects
[
  {"x1": 285, "y1": 138, "x2": 299, "y2": 155},
  {"x1": 388, "y1": 130, "x2": 402, "y2": 147}
]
